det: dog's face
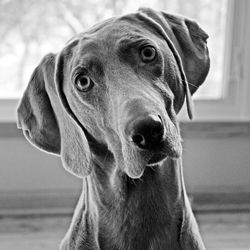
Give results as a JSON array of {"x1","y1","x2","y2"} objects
[
  {"x1": 60, "y1": 21, "x2": 184, "y2": 178},
  {"x1": 17, "y1": 8, "x2": 209, "y2": 179}
]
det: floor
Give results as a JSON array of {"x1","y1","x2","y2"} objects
[{"x1": 0, "y1": 212, "x2": 249, "y2": 250}]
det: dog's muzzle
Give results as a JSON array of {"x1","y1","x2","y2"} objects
[{"x1": 118, "y1": 97, "x2": 181, "y2": 178}]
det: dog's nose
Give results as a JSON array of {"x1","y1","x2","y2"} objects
[{"x1": 128, "y1": 114, "x2": 164, "y2": 149}]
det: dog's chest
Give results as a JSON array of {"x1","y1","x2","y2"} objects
[
  {"x1": 115, "y1": 214, "x2": 180, "y2": 250},
  {"x1": 110, "y1": 187, "x2": 181, "y2": 249}
]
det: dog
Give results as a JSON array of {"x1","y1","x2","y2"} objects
[{"x1": 17, "y1": 8, "x2": 209, "y2": 250}]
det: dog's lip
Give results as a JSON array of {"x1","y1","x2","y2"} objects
[
  {"x1": 146, "y1": 152, "x2": 168, "y2": 166},
  {"x1": 24, "y1": 129, "x2": 32, "y2": 140},
  {"x1": 146, "y1": 146, "x2": 182, "y2": 166}
]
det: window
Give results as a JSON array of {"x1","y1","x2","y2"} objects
[{"x1": 0, "y1": 0, "x2": 249, "y2": 121}]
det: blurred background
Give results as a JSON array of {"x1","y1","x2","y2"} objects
[
  {"x1": 0, "y1": 0, "x2": 226, "y2": 99},
  {"x1": 0, "y1": 0, "x2": 249, "y2": 249}
]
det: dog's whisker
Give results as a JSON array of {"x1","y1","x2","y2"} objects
[
  {"x1": 103, "y1": 151, "x2": 110, "y2": 164},
  {"x1": 181, "y1": 79, "x2": 198, "y2": 89},
  {"x1": 138, "y1": 176, "x2": 144, "y2": 183},
  {"x1": 149, "y1": 165, "x2": 157, "y2": 172}
]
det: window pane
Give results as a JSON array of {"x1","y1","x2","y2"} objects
[{"x1": 0, "y1": 0, "x2": 228, "y2": 99}]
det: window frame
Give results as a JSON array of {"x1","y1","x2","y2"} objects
[
  {"x1": 0, "y1": 0, "x2": 249, "y2": 122},
  {"x1": 182, "y1": 0, "x2": 250, "y2": 121}
]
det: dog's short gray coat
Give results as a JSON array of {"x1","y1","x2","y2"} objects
[{"x1": 17, "y1": 8, "x2": 209, "y2": 250}]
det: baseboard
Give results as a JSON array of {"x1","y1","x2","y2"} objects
[
  {"x1": 0, "y1": 190, "x2": 79, "y2": 217},
  {"x1": 0, "y1": 189, "x2": 250, "y2": 217},
  {"x1": 191, "y1": 192, "x2": 250, "y2": 213}
]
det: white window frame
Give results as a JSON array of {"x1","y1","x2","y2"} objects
[
  {"x1": 189, "y1": 0, "x2": 250, "y2": 121},
  {"x1": 180, "y1": 0, "x2": 250, "y2": 122},
  {"x1": 0, "y1": 0, "x2": 249, "y2": 122}
]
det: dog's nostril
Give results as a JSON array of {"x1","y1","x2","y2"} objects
[
  {"x1": 131, "y1": 134, "x2": 146, "y2": 147},
  {"x1": 128, "y1": 114, "x2": 164, "y2": 149},
  {"x1": 151, "y1": 124, "x2": 163, "y2": 138}
]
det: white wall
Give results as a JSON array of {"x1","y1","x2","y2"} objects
[
  {"x1": 0, "y1": 137, "x2": 81, "y2": 192},
  {"x1": 183, "y1": 137, "x2": 250, "y2": 194}
]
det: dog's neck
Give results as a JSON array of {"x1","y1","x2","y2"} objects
[{"x1": 62, "y1": 158, "x2": 204, "y2": 250}]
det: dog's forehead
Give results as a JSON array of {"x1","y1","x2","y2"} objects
[
  {"x1": 87, "y1": 14, "x2": 147, "y2": 41},
  {"x1": 71, "y1": 16, "x2": 155, "y2": 59}
]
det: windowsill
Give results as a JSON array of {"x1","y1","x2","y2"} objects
[
  {"x1": 0, "y1": 99, "x2": 19, "y2": 122},
  {"x1": 2, "y1": 96, "x2": 250, "y2": 123},
  {"x1": 180, "y1": 121, "x2": 250, "y2": 138},
  {"x1": 2, "y1": 121, "x2": 250, "y2": 139}
]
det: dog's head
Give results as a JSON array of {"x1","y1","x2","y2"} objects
[{"x1": 17, "y1": 8, "x2": 209, "y2": 179}]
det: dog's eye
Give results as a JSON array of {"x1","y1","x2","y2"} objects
[
  {"x1": 75, "y1": 75, "x2": 94, "y2": 92},
  {"x1": 140, "y1": 46, "x2": 157, "y2": 62}
]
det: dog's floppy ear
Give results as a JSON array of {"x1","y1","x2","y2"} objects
[
  {"x1": 17, "y1": 55, "x2": 61, "y2": 154},
  {"x1": 139, "y1": 8, "x2": 210, "y2": 94},
  {"x1": 54, "y1": 47, "x2": 92, "y2": 178},
  {"x1": 17, "y1": 53, "x2": 92, "y2": 178},
  {"x1": 138, "y1": 8, "x2": 210, "y2": 119}
]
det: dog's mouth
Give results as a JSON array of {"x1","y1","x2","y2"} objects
[
  {"x1": 147, "y1": 152, "x2": 168, "y2": 166},
  {"x1": 146, "y1": 146, "x2": 181, "y2": 166},
  {"x1": 122, "y1": 144, "x2": 182, "y2": 179}
]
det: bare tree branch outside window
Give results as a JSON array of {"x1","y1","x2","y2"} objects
[{"x1": 0, "y1": 0, "x2": 227, "y2": 99}]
